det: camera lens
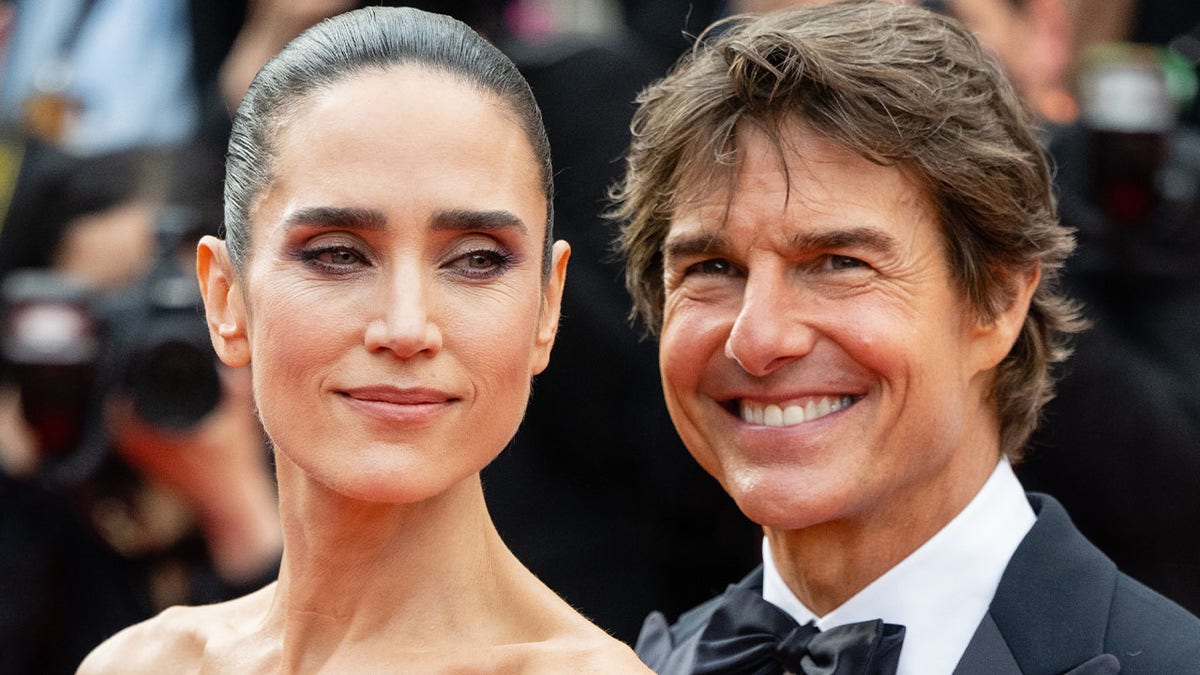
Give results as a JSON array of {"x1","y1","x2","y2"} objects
[{"x1": 126, "y1": 338, "x2": 221, "y2": 429}]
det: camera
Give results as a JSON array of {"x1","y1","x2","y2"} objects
[
  {"x1": 1, "y1": 207, "x2": 220, "y2": 487},
  {"x1": 1077, "y1": 43, "x2": 1178, "y2": 225}
]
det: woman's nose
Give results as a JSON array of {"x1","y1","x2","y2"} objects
[
  {"x1": 363, "y1": 269, "x2": 443, "y2": 358},
  {"x1": 724, "y1": 272, "x2": 816, "y2": 377}
]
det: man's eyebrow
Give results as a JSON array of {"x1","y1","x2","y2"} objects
[
  {"x1": 662, "y1": 232, "x2": 730, "y2": 265},
  {"x1": 663, "y1": 226, "x2": 900, "y2": 264},
  {"x1": 787, "y1": 227, "x2": 900, "y2": 256},
  {"x1": 281, "y1": 206, "x2": 387, "y2": 230},
  {"x1": 430, "y1": 208, "x2": 527, "y2": 233}
]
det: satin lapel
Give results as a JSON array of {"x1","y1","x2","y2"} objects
[
  {"x1": 986, "y1": 494, "x2": 1117, "y2": 673},
  {"x1": 1063, "y1": 654, "x2": 1121, "y2": 674},
  {"x1": 952, "y1": 613, "x2": 1021, "y2": 675}
]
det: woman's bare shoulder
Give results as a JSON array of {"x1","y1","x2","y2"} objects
[
  {"x1": 495, "y1": 605, "x2": 649, "y2": 674},
  {"x1": 77, "y1": 588, "x2": 270, "y2": 675},
  {"x1": 506, "y1": 576, "x2": 651, "y2": 672},
  {"x1": 76, "y1": 604, "x2": 210, "y2": 674},
  {"x1": 527, "y1": 631, "x2": 651, "y2": 674}
]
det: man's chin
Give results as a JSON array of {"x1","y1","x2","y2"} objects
[{"x1": 726, "y1": 479, "x2": 851, "y2": 533}]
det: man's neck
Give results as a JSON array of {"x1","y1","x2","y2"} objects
[
  {"x1": 762, "y1": 459, "x2": 1037, "y2": 675},
  {"x1": 764, "y1": 451, "x2": 998, "y2": 615}
]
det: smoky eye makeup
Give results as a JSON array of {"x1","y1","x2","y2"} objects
[
  {"x1": 289, "y1": 231, "x2": 374, "y2": 275},
  {"x1": 442, "y1": 239, "x2": 521, "y2": 280},
  {"x1": 297, "y1": 245, "x2": 368, "y2": 273},
  {"x1": 460, "y1": 250, "x2": 515, "y2": 276}
]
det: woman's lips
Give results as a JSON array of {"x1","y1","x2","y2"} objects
[
  {"x1": 337, "y1": 386, "x2": 459, "y2": 421},
  {"x1": 341, "y1": 386, "x2": 456, "y2": 405}
]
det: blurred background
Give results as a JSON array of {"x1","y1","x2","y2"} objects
[{"x1": 0, "y1": 1, "x2": 1197, "y2": 673}]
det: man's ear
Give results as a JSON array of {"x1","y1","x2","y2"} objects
[
  {"x1": 531, "y1": 240, "x2": 570, "y2": 376},
  {"x1": 968, "y1": 263, "x2": 1041, "y2": 374},
  {"x1": 196, "y1": 235, "x2": 250, "y2": 368}
]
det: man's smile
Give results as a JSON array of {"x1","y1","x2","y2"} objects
[{"x1": 733, "y1": 395, "x2": 859, "y2": 427}]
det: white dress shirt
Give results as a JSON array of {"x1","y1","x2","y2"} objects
[{"x1": 762, "y1": 460, "x2": 1035, "y2": 675}]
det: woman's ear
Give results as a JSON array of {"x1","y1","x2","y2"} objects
[
  {"x1": 968, "y1": 263, "x2": 1041, "y2": 375},
  {"x1": 196, "y1": 236, "x2": 250, "y2": 368},
  {"x1": 531, "y1": 240, "x2": 570, "y2": 376}
]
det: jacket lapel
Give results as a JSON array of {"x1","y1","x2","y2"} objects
[
  {"x1": 952, "y1": 613, "x2": 1021, "y2": 675},
  {"x1": 976, "y1": 493, "x2": 1120, "y2": 673},
  {"x1": 1063, "y1": 654, "x2": 1121, "y2": 674}
]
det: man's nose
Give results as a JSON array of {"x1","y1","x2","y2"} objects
[
  {"x1": 724, "y1": 272, "x2": 816, "y2": 377},
  {"x1": 363, "y1": 266, "x2": 443, "y2": 358}
]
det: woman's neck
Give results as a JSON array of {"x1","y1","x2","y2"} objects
[{"x1": 262, "y1": 455, "x2": 530, "y2": 668}]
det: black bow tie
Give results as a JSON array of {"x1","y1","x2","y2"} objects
[{"x1": 691, "y1": 585, "x2": 906, "y2": 675}]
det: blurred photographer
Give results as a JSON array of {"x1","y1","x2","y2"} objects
[{"x1": 0, "y1": 144, "x2": 281, "y2": 675}]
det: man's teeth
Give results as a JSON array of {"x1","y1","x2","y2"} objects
[{"x1": 740, "y1": 396, "x2": 853, "y2": 427}]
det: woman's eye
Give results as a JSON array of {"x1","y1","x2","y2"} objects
[
  {"x1": 467, "y1": 252, "x2": 497, "y2": 269},
  {"x1": 685, "y1": 258, "x2": 739, "y2": 277},
  {"x1": 322, "y1": 249, "x2": 361, "y2": 265},
  {"x1": 450, "y1": 249, "x2": 512, "y2": 278},
  {"x1": 300, "y1": 245, "x2": 365, "y2": 271}
]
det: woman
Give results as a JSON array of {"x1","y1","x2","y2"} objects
[{"x1": 78, "y1": 7, "x2": 647, "y2": 672}]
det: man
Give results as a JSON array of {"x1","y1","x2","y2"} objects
[{"x1": 610, "y1": 2, "x2": 1200, "y2": 673}]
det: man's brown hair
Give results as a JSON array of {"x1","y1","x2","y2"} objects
[{"x1": 610, "y1": 0, "x2": 1084, "y2": 459}]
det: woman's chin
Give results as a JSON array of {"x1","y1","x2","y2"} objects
[{"x1": 320, "y1": 468, "x2": 478, "y2": 506}]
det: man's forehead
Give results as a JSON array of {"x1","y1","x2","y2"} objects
[
  {"x1": 667, "y1": 161, "x2": 933, "y2": 235},
  {"x1": 669, "y1": 119, "x2": 918, "y2": 209}
]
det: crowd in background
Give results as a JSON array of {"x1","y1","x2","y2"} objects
[{"x1": 0, "y1": 1, "x2": 1197, "y2": 673}]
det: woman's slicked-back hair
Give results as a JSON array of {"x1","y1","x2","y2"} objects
[
  {"x1": 610, "y1": 0, "x2": 1085, "y2": 459},
  {"x1": 223, "y1": 6, "x2": 554, "y2": 274}
]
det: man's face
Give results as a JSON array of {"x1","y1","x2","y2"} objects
[{"x1": 658, "y1": 123, "x2": 1008, "y2": 535}]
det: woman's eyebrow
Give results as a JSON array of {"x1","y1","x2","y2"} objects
[
  {"x1": 430, "y1": 208, "x2": 527, "y2": 233},
  {"x1": 278, "y1": 207, "x2": 529, "y2": 234},
  {"x1": 282, "y1": 206, "x2": 387, "y2": 230}
]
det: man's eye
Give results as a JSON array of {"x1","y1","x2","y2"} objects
[
  {"x1": 826, "y1": 255, "x2": 868, "y2": 271},
  {"x1": 685, "y1": 258, "x2": 739, "y2": 276}
]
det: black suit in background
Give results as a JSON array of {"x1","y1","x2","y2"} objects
[{"x1": 636, "y1": 494, "x2": 1200, "y2": 674}]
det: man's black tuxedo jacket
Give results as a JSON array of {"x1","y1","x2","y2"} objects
[{"x1": 636, "y1": 494, "x2": 1200, "y2": 674}]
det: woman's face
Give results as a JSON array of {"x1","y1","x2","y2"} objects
[{"x1": 199, "y1": 66, "x2": 567, "y2": 504}]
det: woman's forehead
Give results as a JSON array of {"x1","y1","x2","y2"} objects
[
  {"x1": 273, "y1": 68, "x2": 536, "y2": 180},
  {"x1": 248, "y1": 69, "x2": 545, "y2": 240}
]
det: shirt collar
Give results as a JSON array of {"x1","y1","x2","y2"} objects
[{"x1": 761, "y1": 459, "x2": 1035, "y2": 675}]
